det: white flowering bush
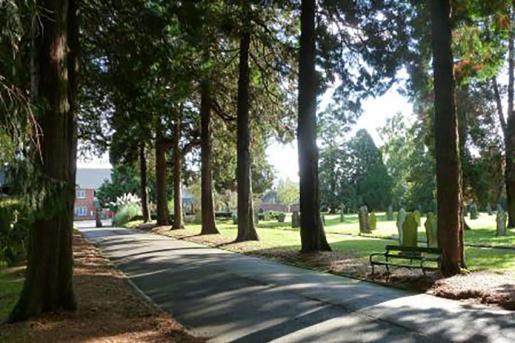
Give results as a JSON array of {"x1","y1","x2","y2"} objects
[
  {"x1": 109, "y1": 193, "x2": 141, "y2": 211},
  {"x1": 111, "y1": 193, "x2": 142, "y2": 227}
]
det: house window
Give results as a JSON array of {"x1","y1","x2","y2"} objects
[
  {"x1": 75, "y1": 207, "x2": 87, "y2": 217},
  {"x1": 77, "y1": 190, "x2": 86, "y2": 199}
]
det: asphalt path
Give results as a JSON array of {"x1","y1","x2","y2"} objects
[{"x1": 77, "y1": 224, "x2": 515, "y2": 343}]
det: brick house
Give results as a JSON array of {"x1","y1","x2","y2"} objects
[{"x1": 74, "y1": 168, "x2": 111, "y2": 221}]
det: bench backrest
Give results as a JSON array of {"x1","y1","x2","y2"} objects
[{"x1": 385, "y1": 245, "x2": 442, "y2": 255}]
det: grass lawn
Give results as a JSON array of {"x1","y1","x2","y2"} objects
[
  {"x1": 320, "y1": 212, "x2": 515, "y2": 248},
  {"x1": 127, "y1": 218, "x2": 515, "y2": 273},
  {"x1": 0, "y1": 263, "x2": 23, "y2": 320}
]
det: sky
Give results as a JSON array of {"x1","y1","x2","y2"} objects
[
  {"x1": 78, "y1": 86, "x2": 414, "y2": 182},
  {"x1": 265, "y1": 85, "x2": 412, "y2": 182}
]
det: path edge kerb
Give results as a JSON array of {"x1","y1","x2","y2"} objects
[{"x1": 76, "y1": 231, "x2": 203, "y2": 339}]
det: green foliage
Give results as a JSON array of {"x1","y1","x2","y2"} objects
[
  {"x1": 0, "y1": 1, "x2": 36, "y2": 167},
  {"x1": 0, "y1": 199, "x2": 29, "y2": 265},
  {"x1": 96, "y1": 165, "x2": 142, "y2": 210},
  {"x1": 380, "y1": 113, "x2": 436, "y2": 212},
  {"x1": 320, "y1": 129, "x2": 392, "y2": 211},
  {"x1": 112, "y1": 204, "x2": 142, "y2": 227},
  {"x1": 276, "y1": 178, "x2": 299, "y2": 206}
]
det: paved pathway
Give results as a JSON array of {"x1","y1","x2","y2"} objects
[{"x1": 77, "y1": 225, "x2": 515, "y2": 343}]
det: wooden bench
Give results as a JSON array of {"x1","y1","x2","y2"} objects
[{"x1": 369, "y1": 245, "x2": 442, "y2": 276}]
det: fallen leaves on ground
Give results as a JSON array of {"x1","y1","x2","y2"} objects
[
  {"x1": 432, "y1": 272, "x2": 515, "y2": 310},
  {"x1": 0, "y1": 232, "x2": 204, "y2": 343}
]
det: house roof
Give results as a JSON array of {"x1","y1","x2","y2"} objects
[{"x1": 76, "y1": 168, "x2": 111, "y2": 189}]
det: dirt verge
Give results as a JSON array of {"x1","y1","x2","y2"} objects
[{"x1": 0, "y1": 232, "x2": 204, "y2": 343}]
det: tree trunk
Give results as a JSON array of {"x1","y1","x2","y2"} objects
[
  {"x1": 492, "y1": 78, "x2": 513, "y2": 220},
  {"x1": 236, "y1": 18, "x2": 259, "y2": 242},
  {"x1": 172, "y1": 110, "x2": 184, "y2": 230},
  {"x1": 139, "y1": 143, "x2": 151, "y2": 223},
  {"x1": 297, "y1": 0, "x2": 331, "y2": 252},
  {"x1": 155, "y1": 124, "x2": 169, "y2": 226},
  {"x1": 507, "y1": 112, "x2": 515, "y2": 229},
  {"x1": 430, "y1": 0, "x2": 463, "y2": 276},
  {"x1": 9, "y1": 0, "x2": 77, "y2": 322},
  {"x1": 200, "y1": 81, "x2": 219, "y2": 234},
  {"x1": 506, "y1": 5, "x2": 515, "y2": 228}
]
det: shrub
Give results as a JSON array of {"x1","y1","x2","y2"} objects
[
  {"x1": 0, "y1": 199, "x2": 29, "y2": 266},
  {"x1": 112, "y1": 203, "x2": 142, "y2": 227}
]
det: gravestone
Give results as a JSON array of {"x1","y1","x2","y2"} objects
[
  {"x1": 340, "y1": 205, "x2": 345, "y2": 222},
  {"x1": 194, "y1": 211, "x2": 202, "y2": 224},
  {"x1": 425, "y1": 212, "x2": 438, "y2": 248},
  {"x1": 254, "y1": 210, "x2": 259, "y2": 225},
  {"x1": 386, "y1": 204, "x2": 394, "y2": 220},
  {"x1": 232, "y1": 212, "x2": 238, "y2": 224},
  {"x1": 292, "y1": 211, "x2": 300, "y2": 228},
  {"x1": 321, "y1": 214, "x2": 326, "y2": 225},
  {"x1": 402, "y1": 212, "x2": 418, "y2": 247},
  {"x1": 496, "y1": 205, "x2": 507, "y2": 236},
  {"x1": 277, "y1": 212, "x2": 286, "y2": 223},
  {"x1": 369, "y1": 211, "x2": 377, "y2": 230},
  {"x1": 358, "y1": 205, "x2": 370, "y2": 234},
  {"x1": 463, "y1": 205, "x2": 469, "y2": 218},
  {"x1": 396, "y1": 208, "x2": 407, "y2": 244},
  {"x1": 469, "y1": 203, "x2": 479, "y2": 220},
  {"x1": 486, "y1": 203, "x2": 492, "y2": 216}
]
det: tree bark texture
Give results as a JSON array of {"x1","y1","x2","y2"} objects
[
  {"x1": 430, "y1": 0, "x2": 463, "y2": 276},
  {"x1": 9, "y1": 0, "x2": 78, "y2": 322},
  {"x1": 200, "y1": 81, "x2": 219, "y2": 234},
  {"x1": 236, "y1": 22, "x2": 259, "y2": 242},
  {"x1": 492, "y1": 77, "x2": 515, "y2": 227},
  {"x1": 155, "y1": 124, "x2": 169, "y2": 226},
  {"x1": 172, "y1": 111, "x2": 184, "y2": 230},
  {"x1": 297, "y1": 0, "x2": 331, "y2": 252},
  {"x1": 506, "y1": 5, "x2": 515, "y2": 227},
  {"x1": 139, "y1": 143, "x2": 151, "y2": 223}
]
